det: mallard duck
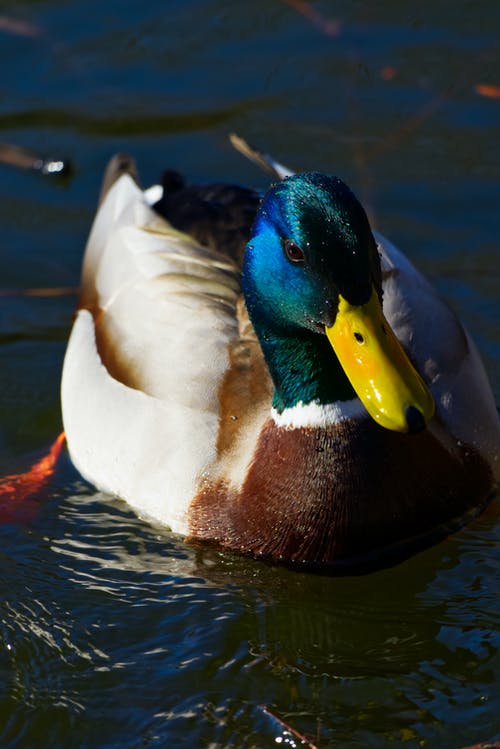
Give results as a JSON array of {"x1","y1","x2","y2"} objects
[{"x1": 61, "y1": 139, "x2": 500, "y2": 571}]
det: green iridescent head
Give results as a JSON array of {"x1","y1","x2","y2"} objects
[
  {"x1": 243, "y1": 172, "x2": 382, "y2": 333},
  {"x1": 242, "y1": 173, "x2": 434, "y2": 432}
]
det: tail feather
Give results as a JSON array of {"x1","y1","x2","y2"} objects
[{"x1": 98, "y1": 154, "x2": 140, "y2": 206}]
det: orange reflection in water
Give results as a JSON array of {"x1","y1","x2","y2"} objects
[{"x1": 0, "y1": 433, "x2": 65, "y2": 521}]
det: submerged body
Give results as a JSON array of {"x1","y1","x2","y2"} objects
[{"x1": 61, "y1": 153, "x2": 499, "y2": 571}]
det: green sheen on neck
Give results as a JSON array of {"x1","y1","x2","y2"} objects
[{"x1": 258, "y1": 327, "x2": 357, "y2": 412}]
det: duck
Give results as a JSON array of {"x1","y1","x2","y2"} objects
[{"x1": 61, "y1": 137, "x2": 500, "y2": 572}]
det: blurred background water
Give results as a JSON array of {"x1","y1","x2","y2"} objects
[{"x1": 0, "y1": 1, "x2": 499, "y2": 747}]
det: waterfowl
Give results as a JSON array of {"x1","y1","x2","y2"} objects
[{"x1": 61, "y1": 141, "x2": 500, "y2": 571}]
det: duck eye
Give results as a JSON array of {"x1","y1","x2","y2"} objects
[{"x1": 282, "y1": 238, "x2": 305, "y2": 264}]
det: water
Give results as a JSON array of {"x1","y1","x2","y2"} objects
[{"x1": 0, "y1": 1, "x2": 499, "y2": 747}]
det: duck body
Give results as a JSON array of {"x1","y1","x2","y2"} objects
[{"x1": 61, "y1": 152, "x2": 500, "y2": 571}]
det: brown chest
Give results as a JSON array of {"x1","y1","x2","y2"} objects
[{"x1": 188, "y1": 418, "x2": 493, "y2": 571}]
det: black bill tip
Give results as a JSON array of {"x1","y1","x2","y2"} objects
[{"x1": 405, "y1": 405, "x2": 427, "y2": 434}]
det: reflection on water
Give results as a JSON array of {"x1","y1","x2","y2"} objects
[
  {"x1": 1, "y1": 484, "x2": 498, "y2": 747},
  {"x1": 0, "y1": 0, "x2": 499, "y2": 746}
]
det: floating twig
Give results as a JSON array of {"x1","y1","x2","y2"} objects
[
  {"x1": 0, "y1": 15, "x2": 41, "y2": 38},
  {"x1": 281, "y1": 0, "x2": 341, "y2": 37},
  {"x1": 229, "y1": 133, "x2": 293, "y2": 180},
  {"x1": 0, "y1": 286, "x2": 78, "y2": 298},
  {"x1": 474, "y1": 83, "x2": 500, "y2": 99},
  {"x1": 261, "y1": 705, "x2": 319, "y2": 749},
  {"x1": 0, "y1": 142, "x2": 72, "y2": 176}
]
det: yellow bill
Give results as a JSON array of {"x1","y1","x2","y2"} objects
[{"x1": 325, "y1": 287, "x2": 435, "y2": 433}]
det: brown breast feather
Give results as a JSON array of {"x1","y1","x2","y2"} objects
[{"x1": 189, "y1": 415, "x2": 494, "y2": 571}]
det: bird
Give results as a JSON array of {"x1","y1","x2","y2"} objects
[{"x1": 61, "y1": 137, "x2": 500, "y2": 572}]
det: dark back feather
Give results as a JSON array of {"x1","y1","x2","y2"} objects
[{"x1": 153, "y1": 169, "x2": 261, "y2": 266}]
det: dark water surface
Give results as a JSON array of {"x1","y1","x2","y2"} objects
[{"x1": 0, "y1": 1, "x2": 499, "y2": 747}]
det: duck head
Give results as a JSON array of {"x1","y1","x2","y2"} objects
[{"x1": 242, "y1": 172, "x2": 435, "y2": 433}]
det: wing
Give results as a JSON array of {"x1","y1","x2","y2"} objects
[
  {"x1": 377, "y1": 231, "x2": 500, "y2": 473},
  {"x1": 62, "y1": 170, "x2": 244, "y2": 531}
]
